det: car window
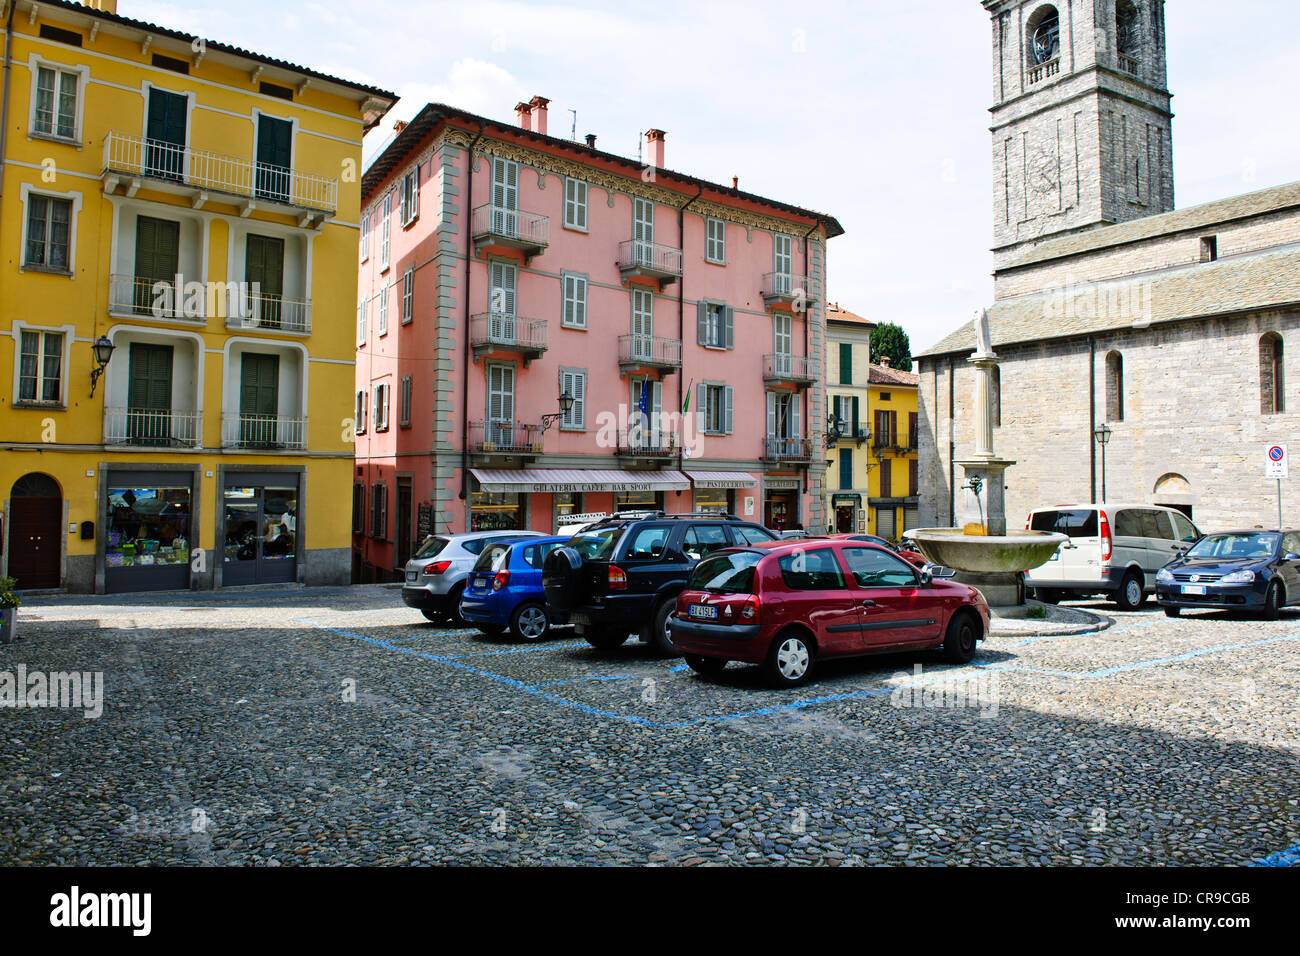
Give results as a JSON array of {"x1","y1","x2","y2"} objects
[
  {"x1": 413, "y1": 535, "x2": 450, "y2": 559},
  {"x1": 1152, "y1": 511, "x2": 1175, "y2": 540},
  {"x1": 776, "y1": 547, "x2": 846, "y2": 590},
  {"x1": 473, "y1": 542, "x2": 514, "y2": 571},
  {"x1": 1282, "y1": 533, "x2": 1300, "y2": 557},
  {"x1": 1171, "y1": 513, "x2": 1198, "y2": 543},
  {"x1": 735, "y1": 525, "x2": 777, "y2": 546},
  {"x1": 462, "y1": 538, "x2": 489, "y2": 555},
  {"x1": 623, "y1": 524, "x2": 672, "y2": 560},
  {"x1": 682, "y1": 525, "x2": 730, "y2": 561},
  {"x1": 689, "y1": 551, "x2": 762, "y2": 592},
  {"x1": 1113, "y1": 510, "x2": 1142, "y2": 538},
  {"x1": 1187, "y1": 533, "x2": 1280, "y2": 560},
  {"x1": 521, "y1": 541, "x2": 561, "y2": 569},
  {"x1": 1031, "y1": 509, "x2": 1098, "y2": 537},
  {"x1": 1138, "y1": 510, "x2": 1169, "y2": 539},
  {"x1": 841, "y1": 547, "x2": 918, "y2": 588},
  {"x1": 569, "y1": 528, "x2": 621, "y2": 561}
]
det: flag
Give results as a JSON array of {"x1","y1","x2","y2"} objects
[{"x1": 682, "y1": 379, "x2": 693, "y2": 414}]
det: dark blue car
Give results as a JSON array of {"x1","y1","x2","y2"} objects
[
  {"x1": 1156, "y1": 529, "x2": 1300, "y2": 619},
  {"x1": 460, "y1": 535, "x2": 570, "y2": 641}
]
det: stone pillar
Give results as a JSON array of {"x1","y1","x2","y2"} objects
[{"x1": 970, "y1": 356, "x2": 996, "y2": 459}]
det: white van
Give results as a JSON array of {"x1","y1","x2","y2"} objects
[{"x1": 1025, "y1": 503, "x2": 1202, "y2": 610}]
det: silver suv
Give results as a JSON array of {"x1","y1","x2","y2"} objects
[{"x1": 402, "y1": 531, "x2": 546, "y2": 624}]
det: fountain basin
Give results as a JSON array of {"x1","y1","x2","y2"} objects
[{"x1": 906, "y1": 528, "x2": 1068, "y2": 575}]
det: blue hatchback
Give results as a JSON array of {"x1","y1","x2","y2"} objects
[{"x1": 460, "y1": 535, "x2": 570, "y2": 641}]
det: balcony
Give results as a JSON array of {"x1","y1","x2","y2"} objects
[
  {"x1": 763, "y1": 353, "x2": 819, "y2": 388},
  {"x1": 221, "y1": 414, "x2": 308, "y2": 451},
  {"x1": 469, "y1": 421, "x2": 543, "y2": 457},
  {"x1": 102, "y1": 131, "x2": 338, "y2": 223},
  {"x1": 225, "y1": 290, "x2": 312, "y2": 335},
  {"x1": 470, "y1": 314, "x2": 548, "y2": 367},
  {"x1": 762, "y1": 436, "x2": 813, "y2": 464},
  {"x1": 616, "y1": 430, "x2": 678, "y2": 463},
  {"x1": 471, "y1": 204, "x2": 549, "y2": 261},
  {"x1": 1116, "y1": 53, "x2": 1139, "y2": 77},
  {"x1": 617, "y1": 239, "x2": 682, "y2": 287},
  {"x1": 618, "y1": 334, "x2": 682, "y2": 374},
  {"x1": 108, "y1": 274, "x2": 206, "y2": 323},
  {"x1": 104, "y1": 407, "x2": 201, "y2": 448},
  {"x1": 1025, "y1": 57, "x2": 1061, "y2": 86},
  {"x1": 761, "y1": 272, "x2": 818, "y2": 311}
]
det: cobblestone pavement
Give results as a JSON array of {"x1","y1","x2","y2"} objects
[{"x1": 2, "y1": 586, "x2": 1298, "y2": 866}]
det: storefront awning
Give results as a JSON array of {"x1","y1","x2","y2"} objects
[
  {"x1": 686, "y1": 471, "x2": 759, "y2": 489},
  {"x1": 470, "y1": 468, "x2": 690, "y2": 494}
]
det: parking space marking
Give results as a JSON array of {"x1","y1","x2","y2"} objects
[{"x1": 440, "y1": 641, "x2": 589, "y2": 659}]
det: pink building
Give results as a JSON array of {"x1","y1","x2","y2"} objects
[{"x1": 353, "y1": 98, "x2": 842, "y2": 581}]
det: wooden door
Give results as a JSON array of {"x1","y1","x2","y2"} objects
[{"x1": 7, "y1": 474, "x2": 62, "y2": 589}]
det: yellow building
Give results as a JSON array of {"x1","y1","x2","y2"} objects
[
  {"x1": 0, "y1": 0, "x2": 395, "y2": 592},
  {"x1": 865, "y1": 358, "x2": 919, "y2": 541}
]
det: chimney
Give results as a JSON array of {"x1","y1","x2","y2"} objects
[
  {"x1": 528, "y1": 96, "x2": 550, "y2": 135},
  {"x1": 880, "y1": 355, "x2": 892, "y2": 368},
  {"x1": 731, "y1": 176, "x2": 739, "y2": 190},
  {"x1": 393, "y1": 119, "x2": 408, "y2": 134},
  {"x1": 515, "y1": 101, "x2": 532, "y2": 129},
  {"x1": 645, "y1": 129, "x2": 666, "y2": 168},
  {"x1": 585, "y1": 133, "x2": 597, "y2": 148}
]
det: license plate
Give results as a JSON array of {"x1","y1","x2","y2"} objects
[
  {"x1": 405, "y1": 571, "x2": 417, "y2": 582},
  {"x1": 690, "y1": 604, "x2": 717, "y2": 620},
  {"x1": 1182, "y1": 585, "x2": 1206, "y2": 595},
  {"x1": 473, "y1": 574, "x2": 489, "y2": 589}
]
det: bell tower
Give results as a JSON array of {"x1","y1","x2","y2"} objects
[{"x1": 984, "y1": 0, "x2": 1174, "y2": 267}]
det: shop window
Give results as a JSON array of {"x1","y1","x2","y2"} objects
[
  {"x1": 105, "y1": 485, "x2": 192, "y2": 570},
  {"x1": 471, "y1": 491, "x2": 522, "y2": 531}
]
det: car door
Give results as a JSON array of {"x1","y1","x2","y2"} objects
[
  {"x1": 1111, "y1": 509, "x2": 1146, "y2": 576},
  {"x1": 1144, "y1": 509, "x2": 1183, "y2": 574},
  {"x1": 772, "y1": 546, "x2": 862, "y2": 656},
  {"x1": 1278, "y1": 533, "x2": 1300, "y2": 601},
  {"x1": 839, "y1": 545, "x2": 942, "y2": 649}
]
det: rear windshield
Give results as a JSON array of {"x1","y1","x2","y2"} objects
[
  {"x1": 1030, "y1": 509, "x2": 1098, "y2": 538},
  {"x1": 567, "y1": 528, "x2": 622, "y2": 561},
  {"x1": 413, "y1": 535, "x2": 449, "y2": 559},
  {"x1": 689, "y1": 552, "x2": 762, "y2": 593},
  {"x1": 1186, "y1": 533, "x2": 1279, "y2": 560},
  {"x1": 472, "y1": 542, "x2": 515, "y2": 572}
]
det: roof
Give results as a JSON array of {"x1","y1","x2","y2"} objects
[
  {"x1": 26, "y1": 0, "x2": 396, "y2": 119},
  {"x1": 921, "y1": 242, "x2": 1300, "y2": 358},
  {"x1": 361, "y1": 102, "x2": 844, "y2": 238},
  {"x1": 1001, "y1": 179, "x2": 1300, "y2": 272},
  {"x1": 825, "y1": 303, "x2": 875, "y2": 328},
  {"x1": 869, "y1": 363, "x2": 918, "y2": 387}
]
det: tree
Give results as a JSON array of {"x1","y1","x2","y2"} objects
[{"x1": 870, "y1": 322, "x2": 912, "y2": 372}]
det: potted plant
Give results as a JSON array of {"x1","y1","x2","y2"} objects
[{"x1": 0, "y1": 577, "x2": 19, "y2": 645}]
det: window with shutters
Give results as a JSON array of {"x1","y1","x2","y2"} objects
[
  {"x1": 633, "y1": 197, "x2": 654, "y2": 243},
  {"x1": 379, "y1": 192, "x2": 392, "y2": 270},
  {"x1": 1105, "y1": 351, "x2": 1124, "y2": 422},
  {"x1": 352, "y1": 483, "x2": 365, "y2": 533},
  {"x1": 908, "y1": 412, "x2": 919, "y2": 449},
  {"x1": 31, "y1": 63, "x2": 81, "y2": 140},
  {"x1": 773, "y1": 233, "x2": 793, "y2": 283},
  {"x1": 355, "y1": 389, "x2": 367, "y2": 433},
  {"x1": 631, "y1": 287, "x2": 655, "y2": 344},
  {"x1": 486, "y1": 363, "x2": 516, "y2": 441},
  {"x1": 23, "y1": 193, "x2": 73, "y2": 272},
  {"x1": 371, "y1": 482, "x2": 388, "y2": 539},
  {"x1": 399, "y1": 375, "x2": 413, "y2": 428},
  {"x1": 564, "y1": 178, "x2": 588, "y2": 231},
  {"x1": 629, "y1": 376, "x2": 662, "y2": 445},
  {"x1": 360, "y1": 211, "x2": 370, "y2": 261},
  {"x1": 561, "y1": 272, "x2": 587, "y2": 329},
  {"x1": 399, "y1": 167, "x2": 420, "y2": 226},
  {"x1": 839, "y1": 342, "x2": 853, "y2": 385},
  {"x1": 401, "y1": 269, "x2": 414, "y2": 324},
  {"x1": 559, "y1": 368, "x2": 586, "y2": 430},
  {"x1": 705, "y1": 218, "x2": 726, "y2": 264},
  {"x1": 357, "y1": 300, "x2": 367, "y2": 347},
  {"x1": 1260, "y1": 333, "x2": 1284, "y2": 415},
  {"x1": 909, "y1": 459, "x2": 919, "y2": 497},
  {"x1": 378, "y1": 288, "x2": 389, "y2": 336},
  {"x1": 16, "y1": 329, "x2": 64, "y2": 405},
  {"x1": 880, "y1": 460, "x2": 893, "y2": 498},
  {"x1": 767, "y1": 391, "x2": 799, "y2": 439},
  {"x1": 873, "y1": 409, "x2": 896, "y2": 448},
  {"x1": 699, "y1": 383, "x2": 732, "y2": 435},
  {"x1": 144, "y1": 86, "x2": 187, "y2": 180},
  {"x1": 374, "y1": 382, "x2": 390, "y2": 431},
  {"x1": 698, "y1": 301, "x2": 731, "y2": 349},
  {"x1": 839, "y1": 449, "x2": 854, "y2": 490}
]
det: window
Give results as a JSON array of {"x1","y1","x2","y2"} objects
[
  {"x1": 697, "y1": 301, "x2": 732, "y2": 349},
  {"x1": 1026, "y1": 5, "x2": 1061, "y2": 66},
  {"x1": 841, "y1": 547, "x2": 916, "y2": 588},
  {"x1": 399, "y1": 167, "x2": 420, "y2": 226},
  {"x1": 773, "y1": 313, "x2": 793, "y2": 367},
  {"x1": 356, "y1": 300, "x2": 367, "y2": 346},
  {"x1": 378, "y1": 288, "x2": 389, "y2": 336},
  {"x1": 735, "y1": 525, "x2": 777, "y2": 545},
  {"x1": 399, "y1": 375, "x2": 413, "y2": 428},
  {"x1": 259, "y1": 80, "x2": 292, "y2": 100},
  {"x1": 1170, "y1": 512, "x2": 1199, "y2": 543},
  {"x1": 559, "y1": 368, "x2": 586, "y2": 430},
  {"x1": 873, "y1": 409, "x2": 897, "y2": 447},
  {"x1": 370, "y1": 482, "x2": 388, "y2": 539},
  {"x1": 1261, "y1": 333, "x2": 1284, "y2": 415},
  {"x1": 401, "y1": 269, "x2": 414, "y2": 324},
  {"x1": 562, "y1": 273, "x2": 587, "y2": 329},
  {"x1": 153, "y1": 53, "x2": 190, "y2": 75},
  {"x1": 379, "y1": 192, "x2": 392, "y2": 270},
  {"x1": 355, "y1": 389, "x2": 368, "y2": 433},
  {"x1": 839, "y1": 449, "x2": 854, "y2": 490},
  {"x1": 360, "y1": 212, "x2": 371, "y2": 261},
  {"x1": 1105, "y1": 351, "x2": 1124, "y2": 422},
  {"x1": 767, "y1": 391, "x2": 801, "y2": 439},
  {"x1": 839, "y1": 342, "x2": 852, "y2": 385},
  {"x1": 908, "y1": 412, "x2": 919, "y2": 448},
  {"x1": 352, "y1": 483, "x2": 365, "y2": 533},
  {"x1": 880, "y1": 460, "x2": 893, "y2": 498},
  {"x1": 773, "y1": 233, "x2": 792, "y2": 283},
  {"x1": 1116, "y1": 0, "x2": 1140, "y2": 57},
  {"x1": 32, "y1": 65, "x2": 79, "y2": 139},
  {"x1": 1200, "y1": 236, "x2": 1218, "y2": 262},
  {"x1": 698, "y1": 383, "x2": 733, "y2": 435},
  {"x1": 682, "y1": 525, "x2": 730, "y2": 561},
  {"x1": 564, "y1": 178, "x2": 588, "y2": 230},
  {"x1": 18, "y1": 329, "x2": 64, "y2": 404},
  {"x1": 374, "y1": 382, "x2": 390, "y2": 431},
  {"x1": 777, "y1": 548, "x2": 846, "y2": 590},
  {"x1": 706, "y1": 218, "x2": 726, "y2": 263},
  {"x1": 1029, "y1": 509, "x2": 1098, "y2": 537},
  {"x1": 24, "y1": 194, "x2": 72, "y2": 271},
  {"x1": 633, "y1": 197, "x2": 654, "y2": 243},
  {"x1": 909, "y1": 460, "x2": 919, "y2": 497},
  {"x1": 623, "y1": 525, "x2": 671, "y2": 560}
]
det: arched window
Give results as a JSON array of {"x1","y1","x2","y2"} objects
[
  {"x1": 1026, "y1": 5, "x2": 1061, "y2": 66},
  {"x1": 1105, "y1": 351, "x2": 1124, "y2": 422},
  {"x1": 1116, "y1": 0, "x2": 1141, "y2": 57},
  {"x1": 991, "y1": 365, "x2": 1002, "y2": 428},
  {"x1": 1260, "y1": 332, "x2": 1284, "y2": 415}
]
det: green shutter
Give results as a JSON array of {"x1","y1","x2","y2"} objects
[{"x1": 839, "y1": 343, "x2": 853, "y2": 385}]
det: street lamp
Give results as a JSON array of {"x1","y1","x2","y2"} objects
[
  {"x1": 823, "y1": 412, "x2": 845, "y2": 448},
  {"x1": 1094, "y1": 422, "x2": 1113, "y2": 502},
  {"x1": 540, "y1": 392, "x2": 576, "y2": 433},
  {"x1": 89, "y1": 335, "x2": 116, "y2": 397}
]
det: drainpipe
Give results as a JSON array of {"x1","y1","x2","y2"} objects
[
  {"x1": 0, "y1": 1, "x2": 17, "y2": 244},
  {"x1": 1088, "y1": 335, "x2": 1097, "y2": 503},
  {"x1": 459, "y1": 122, "x2": 486, "y2": 511},
  {"x1": 676, "y1": 185, "x2": 703, "y2": 485},
  {"x1": 799, "y1": 222, "x2": 818, "y2": 511}
]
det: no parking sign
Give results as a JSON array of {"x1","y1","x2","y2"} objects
[{"x1": 1266, "y1": 444, "x2": 1289, "y2": 479}]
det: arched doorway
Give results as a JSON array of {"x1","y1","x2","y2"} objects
[
  {"x1": 1153, "y1": 473, "x2": 1196, "y2": 520},
  {"x1": 7, "y1": 473, "x2": 63, "y2": 589}
]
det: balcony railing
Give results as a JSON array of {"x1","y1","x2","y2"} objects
[
  {"x1": 763, "y1": 353, "x2": 819, "y2": 385},
  {"x1": 617, "y1": 239, "x2": 682, "y2": 282},
  {"x1": 104, "y1": 407, "x2": 201, "y2": 448},
  {"x1": 1116, "y1": 53, "x2": 1139, "y2": 76},
  {"x1": 618, "y1": 334, "x2": 682, "y2": 371},
  {"x1": 469, "y1": 420, "x2": 544, "y2": 456},
  {"x1": 762, "y1": 436, "x2": 813, "y2": 462},
  {"x1": 761, "y1": 272, "x2": 817, "y2": 309},
  {"x1": 470, "y1": 313, "x2": 547, "y2": 365},
  {"x1": 226, "y1": 290, "x2": 312, "y2": 334},
  {"x1": 471, "y1": 204, "x2": 549, "y2": 257},
  {"x1": 103, "y1": 131, "x2": 338, "y2": 214},
  {"x1": 1026, "y1": 57, "x2": 1061, "y2": 86},
  {"x1": 108, "y1": 274, "x2": 207, "y2": 322},
  {"x1": 616, "y1": 430, "x2": 678, "y2": 459},
  {"x1": 221, "y1": 414, "x2": 307, "y2": 451}
]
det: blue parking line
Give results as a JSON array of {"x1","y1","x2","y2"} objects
[
  {"x1": 1250, "y1": 842, "x2": 1300, "y2": 867},
  {"x1": 441, "y1": 641, "x2": 590, "y2": 659},
  {"x1": 1082, "y1": 632, "x2": 1300, "y2": 678}
]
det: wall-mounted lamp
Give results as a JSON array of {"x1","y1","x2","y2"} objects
[
  {"x1": 540, "y1": 392, "x2": 576, "y2": 433},
  {"x1": 89, "y1": 335, "x2": 116, "y2": 397}
]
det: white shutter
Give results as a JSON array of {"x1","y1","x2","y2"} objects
[
  {"x1": 767, "y1": 391, "x2": 776, "y2": 438},
  {"x1": 697, "y1": 382, "x2": 707, "y2": 435},
  {"x1": 571, "y1": 371, "x2": 585, "y2": 428},
  {"x1": 724, "y1": 386, "x2": 734, "y2": 435},
  {"x1": 652, "y1": 380, "x2": 663, "y2": 443},
  {"x1": 792, "y1": 395, "x2": 802, "y2": 440},
  {"x1": 634, "y1": 198, "x2": 653, "y2": 243}
]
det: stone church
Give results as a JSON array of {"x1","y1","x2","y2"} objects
[{"x1": 917, "y1": 0, "x2": 1300, "y2": 532}]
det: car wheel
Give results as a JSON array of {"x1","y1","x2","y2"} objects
[
  {"x1": 1163, "y1": 605, "x2": 1181, "y2": 618},
  {"x1": 1261, "y1": 581, "x2": 1282, "y2": 621},
  {"x1": 943, "y1": 610, "x2": 981, "y2": 663},
  {"x1": 420, "y1": 608, "x2": 444, "y2": 623},
  {"x1": 445, "y1": 584, "x2": 468, "y2": 627},
  {"x1": 647, "y1": 599, "x2": 678, "y2": 656},
  {"x1": 583, "y1": 626, "x2": 629, "y2": 650},
  {"x1": 1114, "y1": 571, "x2": 1144, "y2": 612},
  {"x1": 1034, "y1": 588, "x2": 1060, "y2": 605},
  {"x1": 763, "y1": 630, "x2": 814, "y2": 688},
  {"x1": 684, "y1": 655, "x2": 726, "y2": 679},
  {"x1": 510, "y1": 602, "x2": 550, "y2": 642}
]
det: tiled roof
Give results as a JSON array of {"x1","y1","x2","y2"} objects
[
  {"x1": 869, "y1": 363, "x2": 918, "y2": 387},
  {"x1": 1001, "y1": 180, "x2": 1300, "y2": 271},
  {"x1": 920, "y1": 242, "x2": 1300, "y2": 358},
  {"x1": 825, "y1": 303, "x2": 875, "y2": 327}
]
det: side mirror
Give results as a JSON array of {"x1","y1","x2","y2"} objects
[{"x1": 918, "y1": 570, "x2": 932, "y2": 587}]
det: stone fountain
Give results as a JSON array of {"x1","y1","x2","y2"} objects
[{"x1": 907, "y1": 309, "x2": 1066, "y2": 607}]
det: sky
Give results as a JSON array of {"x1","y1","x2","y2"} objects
[{"x1": 129, "y1": 0, "x2": 1300, "y2": 351}]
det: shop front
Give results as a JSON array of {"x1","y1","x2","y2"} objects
[
  {"x1": 687, "y1": 472, "x2": 758, "y2": 517},
  {"x1": 832, "y1": 493, "x2": 862, "y2": 533},
  {"x1": 219, "y1": 469, "x2": 300, "y2": 586},
  {"x1": 468, "y1": 468, "x2": 689, "y2": 527},
  {"x1": 470, "y1": 490, "x2": 525, "y2": 531},
  {"x1": 763, "y1": 477, "x2": 802, "y2": 532},
  {"x1": 103, "y1": 467, "x2": 198, "y2": 593}
]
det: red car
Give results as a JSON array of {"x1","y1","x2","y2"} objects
[
  {"x1": 826, "y1": 533, "x2": 927, "y2": 567},
  {"x1": 670, "y1": 539, "x2": 990, "y2": 687}
]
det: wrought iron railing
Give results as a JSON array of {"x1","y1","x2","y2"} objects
[
  {"x1": 470, "y1": 314, "x2": 547, "y2": 353},
  {"x1": 221, "y1": 414, "x2": 307, "y2": 451},
  {"x1": 471, "y1": 203, "x2": 549, "y2": 247},
  {"x1": 617, "y1": 239, "x2": 682, "y2": 277},
  {"x1": 763, "y1": 353, "x2": 819, "y2": 382},
  {"x1": 618, "y1": 334, "x2": 682, "y2": 368},
  {"x1": 763, "y1": 436, "x2": 813, "y2": 461},
  {"x1": 104, "y1": 407, "x2": 201, "y2": 447},
  {"x1": 617, "y1": 430, "x2": 678, "y2": 457},
  {"x1": 108, "y1": 274, "x2": 207, "y2": 321},
  {"x1": 761, "y1": 272, "x2": 817, "y2": 303},
  {"x1": 226, "y1": 290, "x2": 312, "y2": 334},
  {"x1": 469, "y1": 420, "x2": 544, "y2": 455}
]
